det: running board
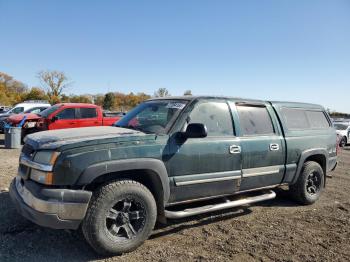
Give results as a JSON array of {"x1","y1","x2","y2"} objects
[{"x1": 164, "y1": 190, "x2": 276, "y2": 219}]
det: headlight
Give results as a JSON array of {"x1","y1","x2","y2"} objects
[
  {"x1": 34, "y1": 151, "x2": 60, "y2": 165},
  {"x1": 30, "y1": 151, "x2": 60, "y2": 184},
  {"x1": 26, "y1": 121, "x2": 36, "y2": 128}
]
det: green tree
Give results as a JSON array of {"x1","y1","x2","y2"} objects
[
  {"x1": 69, "y1": 95, "x2": 92, "y2": 103},
  {"x1": 23, "y1": 87, "x2": 49, "y2": 101},
  {"x1": 103, "y1": 92, "x2": 115, "y2": 110},
  {"x1": 93, "y1": 94, "x2": 105, "y2": 107},
  {"x1": 183, "y1": 90, "x2": 192, "y2": 96},
  {"x1": 60, "y1": 94, "x2": 70, "y2": 103}
]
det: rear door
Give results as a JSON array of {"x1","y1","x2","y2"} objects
[
  {"x1": 77, "y1": 107, "x2": 101, "y2": 127},
  {"x1": 49, "y1": 107, "x2": 78, "y2": 129},
  {"x1": 230, "y1": 102, "x2": 286, "y2": 191}
]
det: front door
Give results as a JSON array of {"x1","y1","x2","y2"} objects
[
  {"x1": 231, "y1": 102, "x2": 285, "y2": 191},
  {"x1": 166, "y1": 99, "x2": 242, "y2": 203},
  {"x1": 49, "y1": 107, "x2": 78, "y2": 129}
]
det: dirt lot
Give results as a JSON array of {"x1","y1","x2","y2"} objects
[{"x1": 0, "y1": 134, "x2": 349, "y2": 262}]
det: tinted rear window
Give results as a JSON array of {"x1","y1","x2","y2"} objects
[
  {"x1": 80, "y1": 108, "x2": 97, "y2": 118},
  {"x1": 237, "y1": 105, "x2": 274, "y2": 136},
  {"x1": 281, "y1": 108, "x2": 330, "y2": 130},
  {"x1": 306, "y1": 111, "x2": 330, "y2": 129}
]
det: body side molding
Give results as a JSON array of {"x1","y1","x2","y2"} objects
[{"x1": 173, "y1": 170, "x2": 241, "y2": 186}]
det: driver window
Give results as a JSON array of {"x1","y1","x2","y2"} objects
[
  {"x1": 188, "y1": 101, "x2": 234, "y2": 136},
  {"x1": 56, "y1": 108, "x2": 75, "y2": 120}
]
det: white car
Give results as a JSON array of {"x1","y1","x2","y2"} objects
[
  {"x1": 0, "y1": 100, "x2": 51, "y2": 117},
  {"x1": 334, "y1": 122, "x2": 350, "y2": 147}
]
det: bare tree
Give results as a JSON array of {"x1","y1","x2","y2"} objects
[
  {"x1": 154, "y1": 88, "x2": 170, "y2": 97},
  {"x1": 37, "y1": 70, "x2": 72, "y2": 100}
]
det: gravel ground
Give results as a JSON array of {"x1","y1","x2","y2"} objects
[{"x1": 0, "y1": 133, "x2": 349, "y2": 262}]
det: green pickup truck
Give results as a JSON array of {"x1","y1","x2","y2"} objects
[{"x1": 10, "y1": 96, "x2": 337, "y2": 255}]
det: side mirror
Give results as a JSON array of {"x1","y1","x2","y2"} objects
[
  {"x1": 51, "y1": 116, "x2": 58, "y2": 122},
  {"x1": 183, "y1": 123, "x2": 207, "y2": 138}
]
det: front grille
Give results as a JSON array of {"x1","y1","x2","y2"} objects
[{"x1": 22, "y1": 144, "x2": 35, "y2": 158}]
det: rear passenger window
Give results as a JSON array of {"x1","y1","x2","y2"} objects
[
  {"x1": 237, "y1": 105, "x2": 274, "y2": 136},
  {"x1": 189, "y1": 101, "x2": 234, "y2": 136},
  {"x1": 306, "y1": 111, "x2": 330, "y2": 128},
  {"x1": 80, "y1": 108, "x2": 97, "y2": 118},
  {"x1": 281, "y1": 108, "x2": 330, "y2": 130},
  {"x1": 281, "y1": 108, "x2": 309, "y2": 129}
]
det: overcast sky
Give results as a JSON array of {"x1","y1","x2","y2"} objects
[{"x1": 1, "y1": 0, "x2": 349, "y2": 112}]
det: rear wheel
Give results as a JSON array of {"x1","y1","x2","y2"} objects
[
  {"x1": 82, "y1": 180, "x2": 157, "y2": 255},
  {"x1": 289, "y1": 161, "x2": 324, "y2": 205}
]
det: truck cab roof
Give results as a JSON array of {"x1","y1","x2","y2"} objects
[{"x1": 148, "y1": 96, "x2": 324, "y2": 110}]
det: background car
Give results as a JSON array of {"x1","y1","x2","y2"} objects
[
  {"x1": 0, "y1": 105, "x2": 49, "y2": 133},
  {"x1": 0, "y1": 106, "x2": 11, "y2": 113},
  {"x1": 334, "y1": 122, "x2": 350, "y2": 147},
  {"x1": 0, "y1": 100, "x2": 50, "y2": 117},
  {"x1": 5, "y1": 103, "x2": 123, "y2": 139}
]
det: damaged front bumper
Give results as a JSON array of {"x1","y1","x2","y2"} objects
[{"x1": 9, "y1": 176, "x2": 92, "y2": 229}]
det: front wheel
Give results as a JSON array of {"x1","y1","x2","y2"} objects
[
  {"x1": 82, "y1": 180, "x2": 157, "y2": 255},
  {"x1": 289, "y1": 161, "x2": 324, "y2": 205}
]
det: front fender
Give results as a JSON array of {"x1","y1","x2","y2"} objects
[{"x1": 76, "y1": 158, "x2": 170, "y2": 204}]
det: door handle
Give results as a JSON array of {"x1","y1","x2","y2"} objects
[
  {"x1": 229, "y1": 145, "x2": 241, "y2": 154},
  {"x1": 270, "y1": 143, "x2": 279, "y2": 151}
]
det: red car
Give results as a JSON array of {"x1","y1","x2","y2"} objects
[{"x1": 7, "y1": 103, "x2": 122, "y2": 137}]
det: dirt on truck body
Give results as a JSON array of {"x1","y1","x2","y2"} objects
[{"x1": 0, "y1": 136, "x2": 350, "y2": 259}]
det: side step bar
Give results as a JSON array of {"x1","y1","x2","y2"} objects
[{"x1": 165, "y1": 190, "x2": 276, "y2": 219}]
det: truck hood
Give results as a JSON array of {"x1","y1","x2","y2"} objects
[
  {"x1": 25, "y1": 126, "x2": 155, "y2": 150},
  {"x1": 8, "y1": 113, "x2": 41, "y2": 124}
]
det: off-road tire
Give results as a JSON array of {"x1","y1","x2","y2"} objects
[
  {"x1": 289, "y1": 161, "x2": 324, "y2": 205},
  {"x1": 82, "y1": 179, "x2": 157, "y2": 255}
]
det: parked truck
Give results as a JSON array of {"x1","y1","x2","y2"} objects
[
  {"x1": 10, "y1": 96, "x2": 337, "y2": 255},
  {"x1": 5, "y1": 103, "x2": 122, "y2": 139}
]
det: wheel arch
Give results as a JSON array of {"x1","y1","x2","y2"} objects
[
  {"x1": 76, "y1": 158, "x2": 170, "y2": 223},
  {"x1": 292, "y1": 149, "x2": 328, "y2": 186}
]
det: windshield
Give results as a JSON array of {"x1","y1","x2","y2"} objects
[
  {"x1": 38, "y1": 105, "x2": 62, "y2": 118},
  {"x1": 114, "y1": 100, "x2": 188, "y2": 134},
  {"x1": 334, "y1": 123, "x2": 348, "y2": 130}
]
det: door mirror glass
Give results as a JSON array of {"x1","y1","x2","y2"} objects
[
  {"x1": 183, "y1": 123, "x2": 207, "y2": 138},
  {"x1": 51, "y1": 116, "x2": 58, "y2": 122}
]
